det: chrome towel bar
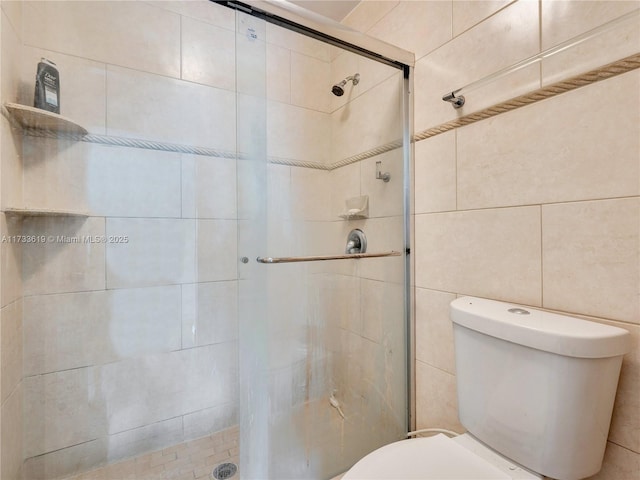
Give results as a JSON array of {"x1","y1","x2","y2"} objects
[{"x1": 256, "y1": 251, "x2": 402, "y2": 264}]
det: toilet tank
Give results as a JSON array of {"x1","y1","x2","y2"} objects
[{"x1": 450, "y1": 297, "x2": 631, "y2": 480}]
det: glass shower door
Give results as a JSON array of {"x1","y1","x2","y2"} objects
[{"x1": 235, "y1": 8, "x2": 408, "y2": 479}]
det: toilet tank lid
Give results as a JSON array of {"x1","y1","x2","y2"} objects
[{"x1": 450, "y1": 297, "x2": 631, "y2": 358}]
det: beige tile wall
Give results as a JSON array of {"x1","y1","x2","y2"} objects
[
  {"x1": 8, "y1": 0, "x2": 406, "y2": 477},
  {"x1": 320, "y1": 40, "x2": 407, "y2": 478},
  {"x1": 9, "y1": 1, "x2": 245, "y2": 478},
  {"x1": 344, "y1": 0, "x2": 640, "y2": 476},
  {"x1": 1, "y1": 2, "x2": 24, "y2": 478}
]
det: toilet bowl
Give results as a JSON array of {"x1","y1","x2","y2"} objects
[
  {"x1": 343, "y1": 297, "x2": 630, "y2": 480},
  {"x1": 343, "y1": 433, "x2": 541, "y2": 479}
]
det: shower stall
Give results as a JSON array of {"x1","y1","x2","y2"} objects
[{"x1": 0, "y1": 1, "x2": 412, "y2": 479}]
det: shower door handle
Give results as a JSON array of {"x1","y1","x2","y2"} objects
[{"x1": 255, "y1": 251, "x2": 401, "y2": 264}]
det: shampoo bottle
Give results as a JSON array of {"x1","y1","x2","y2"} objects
[{"x1": 34, "y1": 58, "x2": 60, "y2": 113}]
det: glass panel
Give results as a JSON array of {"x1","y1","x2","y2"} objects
[
  {"x1": 1, "y1": 2, "x2": 406, "y2": 479},
  {"x1": 3, "y1": 2, "x2": 241, "y2": 478},
  {"x1": 236, "y1": 14, "x2": 408, "y2": 479},
  {"x1": 235, "y1": 8, "x2": 269, "y2": 480}
]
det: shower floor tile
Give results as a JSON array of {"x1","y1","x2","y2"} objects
[{"x1": 63, "y1": 426, "x2": 239, "y2": 480}]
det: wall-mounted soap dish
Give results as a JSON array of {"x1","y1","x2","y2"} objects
[{"x1": 339, "y1": 195, "x2": 368, "y2": 220}]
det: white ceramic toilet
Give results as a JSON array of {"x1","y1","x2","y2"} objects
[{"x1": 343, "y1": 296, "x2": 631, "y2": 480}]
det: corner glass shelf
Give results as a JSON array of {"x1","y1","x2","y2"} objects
[
  {"x1": 4, "y1": 103, "x2": 88, "y2": 136},
  {"x1": 3, "y1": 207, "x2": 89, "y2": 218}
]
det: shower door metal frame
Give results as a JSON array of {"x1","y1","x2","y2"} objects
[{"x1": 219, "y1": 0, "x2": 417, "y2": 445}]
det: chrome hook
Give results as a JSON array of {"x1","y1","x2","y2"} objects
[
  {"x1": 376, "y1": 161, "x2": 390, "y2": 182},
  {"x1": 442, "y1": 91, "x2": 465, "y2": 109}
]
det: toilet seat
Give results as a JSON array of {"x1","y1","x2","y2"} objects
[{"x1": 342, "y1": 434, "x2": 542, "y2": 480}]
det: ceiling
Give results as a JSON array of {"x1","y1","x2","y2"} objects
[{"x1": 289, "y1": 0, "x2": 361, "y2": 22}]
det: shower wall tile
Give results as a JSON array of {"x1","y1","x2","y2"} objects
[
  {"x1": 541, "y1": 4, "x2": 640, "y2": 85},
  {"x1": 106, "y1": 416, "x2": 184, "y2": 463},
  {"x1": 23, "y1": 286, "x2": 182, "y2": 376},
  {"x1": 320, "y1": 221, "x2": 362, "y2": 277},
  {"x1": 413, "y1": 0, "x2": 539, "y2": 133},
  {"x1": 266, "y1": 22, "x2": 331, "y2": 62},
  {"x1": 1, "y1": 215, "x2": 22, "y2": 308},
  {"x1": 147, "y1": 0, "x2": 235, "y2": 31},
  {"x1": 100, "y1": 342, "x2": 238, "y2": 434},
  {"x1": 452, "y1": 0, "x2": 513, "y2": 37},
  {"x1": 0, "y1": 120, "x2": 22, "y2": 213},
  {"x1": 181, "y1": 16, "x2": 236, "y2": 91},
  {"x1": 266, "y1": 164, "x2": 292, "y2": 224},
  {"x1": 367, "y1": 0, "x2": 452, "y2": 60},
  {"x1": 267, "y1": 101, "x2": 331, "y2": 165},
  {"x1": 196, "y1": 219, "x2": 238, "y2": 282},
  {"x1": 329, "y1": 50, "x2": 359, "y2": 112},
  {"x1": 414, "y1": 130, "x2": 456, "y2": 214},
  {"x1": 415, "y1": 288, "x2": 456, "y2": 375},
  {"x1": 86, "y1": 145, "x2": 182, "y2": 218},
  {"x1": 541, "y1": 0, "x2": 639, "y2": 50},
  {"x1": 268, "y1": 364, "x2": 293, "y2": 416},
  {"x1": 267, "y1": 43, "x2": 291, "y2": 104},
  {"x1": 1, "y1": 9, "x2": 20, "y2": 104},
  {"x1": 354, "y1": 56, "x2": 400, "y2": 103},
  {"x1": 323, "y1": 274, "x2": 361, "y2": 333},
  {"x1": 106, "y1": 218, "x2": 195, "y2": 289},
  {"x1": 1, "y1": 11, "x2": 23, "y2": 212},
  {"x1": 329, "y1": 49, "x2": 399, "y2": 114},
  {"x1": 342, "y1": 1, "x2": 399, "y2": 34},
  {"x1": 361, "y1": 150, "x2": 404, "y2": 218},
  {"x1": 267, "y1": 321, "x2": 307, "y2": 371},
  {"x1": 236, "y1": 94, "x2": 267, "y2": 174},
  {"x1": 1, "y1": 0, "x2": 21, "y2": 37},
  {"x1": 23, "y1": 1, "x2": 181, "y2": 78},
  {"x1": 290, "y1": 52, "x2": 331, "y2": 113},
  {"x1": 361, "y1": 279, "x2": 404, "y2": 348},
  {"x1": 329, "y1": 161, "x2": 360, "y2": 220},
  {"x1": 183, "y1": 402, "x2": 238, "y2": 441},
  {"x1": 542, "y1": 198, "x2": 640, "y2": 324},
  {"x1": 360, "y1": 279, "x2": 386, "y2": 344},
  {"x1": 304, "y1": 222, "x2": 337, "y2": 268},
  {"x1": 182, "y1": 154, "x2": 237, "y2": 220},
  {"x1": 22, "y1": 216, "x2": 106, "y2": 296},
  {"x1": 0, "y1": 299, "x2": 21, "y2": 405},
  {"x1": 24, "y1": 343, "x2": 238, "y2": 460},
  {"x1": 235, "y1": 25, "x2": 267, "y2": 98},
  {"x1": 332, "y1": 75, "x2": 402, "y2": 162},
  {"x1": 106, "y1": 65, "x2": 236, "y2": 151},
  {"x1": 181, "y1": 281, "x2": 238, "y2": 349},
  {"x1": 290, "y1": 167, "x2": 331, "y2": 221},
  {"x1": 24, "y1": 366, "x2": 107, "y2": 458},
  {"x1": 1, "y1": 383, "x2": 23, "y2": 480},
  {"x1": 414, "y1": 207, "x2": 542, "y2": 306},
  {"x1": 415, "y1": 360, "x2": 464, "y2": 434},
  {"x1": 22, "y1": 436, "x2": 108, "y2": 480},
  {"x1": 22, "y1": 137, "x2": 89, "y2": 214},
  {"x1": 352, "y1": 216, "x2": 405, "y2": 285},
  {"x1": 457, "y1": 70, "x2": 640, "y2": 210},
  {"x1": 20, "y1": 46, "x2": 107, "y2": 134}
]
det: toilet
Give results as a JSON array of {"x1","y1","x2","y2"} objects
[{"x1": 343, "y1": 296, "x2": 631, "y2": 480}]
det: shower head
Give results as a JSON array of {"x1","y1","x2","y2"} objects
[
  {"x1": 332, "y1": 83, "x2": 346, "y2": 96},
  {"x1": 331, "y1": 73, "x2": 360, "y2": 96}
]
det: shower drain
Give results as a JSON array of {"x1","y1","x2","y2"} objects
[{"x1": 212, "y1": 462, "x2": 238, "y2": 480}]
